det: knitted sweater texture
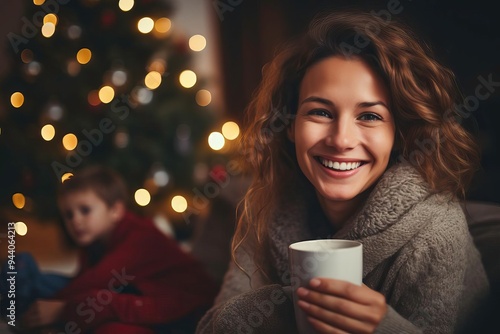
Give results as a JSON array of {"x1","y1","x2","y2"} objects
[{"x1": 196, "y1": 163, "x2": 489, "y2": 333}]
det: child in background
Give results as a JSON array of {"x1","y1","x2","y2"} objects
[{"x1": 15, "y1": 166, "x2": 218, "y2": 333}]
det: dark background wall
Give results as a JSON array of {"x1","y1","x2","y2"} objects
[{"x1": 214, "y1": 0, "x2": 500, "y2": 203}]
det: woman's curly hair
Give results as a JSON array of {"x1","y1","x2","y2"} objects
[{"x1": 233, "y1": 10, "x2": 480, "y2": 276}]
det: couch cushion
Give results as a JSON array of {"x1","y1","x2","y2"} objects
[{"x1": 463, "y1": 201, "x2": 500, "y2": 293}]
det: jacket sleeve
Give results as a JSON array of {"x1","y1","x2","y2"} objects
[{"x1": 375, "y1": 230, "x2": 487, "y2": 334}]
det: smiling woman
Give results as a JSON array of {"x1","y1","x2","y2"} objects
[
  {"x1": 196, "y1": 10, "x2": 489, "y2": 334},
  {"x1": 289, "y1": 56, "x2": 395, "y2": 226}
]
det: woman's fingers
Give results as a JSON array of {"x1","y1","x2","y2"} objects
[
  {"x1": 295, "y1": 278, "x2": 388, "y2": 333},
  {"x1": 298, "y1": 299, "x2": 375, "y2": 333},
  {"x1": 308, "y1": 278, "x2": 386, "y2": 307},
  {"x1": 297, "y1": 286, "x2": 381, "y2": 324}
]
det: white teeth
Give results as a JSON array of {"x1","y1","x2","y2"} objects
[{"x1": 319, "y1": 158, "x2": 362, "y2": 171}]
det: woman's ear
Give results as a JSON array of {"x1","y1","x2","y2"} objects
[{"x1": 287, "y1": 123, "x2": 295, "y2": 143}]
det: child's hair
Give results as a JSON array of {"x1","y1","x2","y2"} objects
[
  {"x1": 233, "y1": 10, "x2": 480, "y2": 276},
  {"x1": 58, "y1": 166, "x2": 128, "y2": 207}
]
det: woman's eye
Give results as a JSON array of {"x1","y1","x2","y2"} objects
[
  {"x1": 64, "y1": 211, "x2": 73, "y2": 220},
  {"x1": 359, "y1": 113, "x2": 382, "y2": 121},
  {"x1": 308, "y1": 109, "x2": 331, "y2": 118}
]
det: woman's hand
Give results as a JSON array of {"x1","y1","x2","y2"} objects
[
  {"x1": 297, "y1": 278, "x2": 387, "y2": 334},
  {"x1": 21, "y1": 299, "x2": 66, "y2": 329}
]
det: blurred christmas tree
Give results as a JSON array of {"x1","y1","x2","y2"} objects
[{"x1": 0, "y1": 0, "x2": 233, "y2": 219}]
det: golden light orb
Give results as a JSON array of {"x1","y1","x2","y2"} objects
[
  {"x1": 189, "y1": 35, "x2": 206, "y2": 52},
  {"x1": 118, "y1": 0, "x2": 134, "y2": 11},
  {"x1": 62, "y1": 133, "x2": 78, "y2": 150},
  {"x1": 195, "y1": 89, "x2": 211, "y2": 106},
  {"x1": 41, "y1": 124, "x2": 55, "y2": 141},
  {"x1": 135, "y1": 188, "x2": 151, "y2": 206},
  {"x1": 11, "y1": 92, "x2": 25, "y2": 108},
  {"x1": 208, "y1": 132, "x2": 225, "y2": 151},
  {"x1": 12, "y1": 193, "x2": 26, "y2": 209},
  {"x1": 41, "y1": 23, "x2": 56, "y2": 38},
  {"x1": 171, "y1": 195, "x2": 188, "y2": 213},
  {"x1": 138, "y1": 17, "x2": 154, "y2": 34},
  {"x1": 144, "y1": 71, "x2": 162, "y2": 89},
  {"x1": 15, "y1": 222, "x2": 28, "y2": 236},
  {"x1": 43, "y1": 13, "x2": 58, "y2": 25},
  {"x1": 61, "y1": 173, "x2": 74, "y2": 183},
  {"x1": 154, "y1": 18, "x2": 171, "y2": 33},
  {"x1": 76, "y1": 48, "x2": 92, "y2": 64},
  {"x1": 179, "y1": 70, "x2": 197, "y2": 88},
  {"x1": 222, "y1": 121, "x2": 240, "y2": 140},
  {"x1": 98, "y1": 86, "x2": 115, "y2": 104}
]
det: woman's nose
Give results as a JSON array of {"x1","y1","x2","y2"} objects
[{"x1": 325, "y1": 118, "x2": 358, "y2": 150}]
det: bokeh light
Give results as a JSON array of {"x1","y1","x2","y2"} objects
[
  {"x1": 33, "y1": 0, "x2": 45, "y2": 5},
  {"x1": 11, "y1": 92, "x2": 25, "y2": 108},
  {"x1": 179, "y1": 70, "x2": 197, "y2": 88},
  {"x1": 15, "y1": 222, "x2": 28, "y2": 236},
  {"x1": 111, "y1": 70, "x2": 127, "y2": 86},
  {"x1": 76, "y1": 48, "x2": 92, "y2": 64},
  {"x1": 87, "y1": 90, "x2": 100, "y2": 106},
  {"x1": 12, "y1": 193, "x2": 26, "y2": 209},
  {"x1": 27, "y1": 61, "x2": 41, "y2": 76},
  {"x1": 61, "y1": 173, "x2": 73, "y2": 183},
  {"x1": 222, "y1": 121, "x2": 240, "y2": 140},
  {"x1": 134, "y1": 87, "x2": 153, "y2": 104},
  {"x1": 153, "y1": 170, "x2": 169, "y2": 187},
  {"x1": 135, "y1": 188, "x2": 151, "y2": 206},
  {"x1": 189, "y1": 35, "x2": 206, "y2": 52},
  {"x1": 47, "y1": 103, "x2": 63, "y2": 121},
  {"x1": 208, "y1": 132, "x2": 225, "y2": 150},
  {"x1": 43, "y1": 14, "x2": 58, "y2": 25},
  {"x1": 41, "y1": 23, "x2": 56, "y2": 38},
  {"x1": 21, "y1": 49, "x2": 33, "y2": 63},
  {"x1": 67, "y1": 60, "x2": 81, "y2": 76},
  {"x1": 67, "y1": 25, "x2": 82, "y2": 39},
  {"x1": 195, "y1": 89, "x2": 211, "y2": 106},
  {"x1": 118, "y1": 0, "x2": 134, "y2": 11},
  {"x1": 138, "y1": 17, "x2": 154, "y2": 34},
  {"x1": 41, "y1": 124, "x2": 55, "y2": 141},
  {"x1": 114, "y1": 130, "x2": 129, "y2": 148},
  {"x1": 62, "y1": 133, "x2": 78, "y2": 150},
  {"x1": 148, "y1": 60, "x2": 166, "y2": 74},
  {"x1": 155, "y1": 18, "x2": 171, "y2": 33},
  {"x1": 144, "y1": 71, "x2": 162, "y2": 89},
  {"x1": 98, "y1": 86, "x2": 115, "y2": 103},
  {"x1": 171, "y1": 195, "x2": 187, "y2": 213}
]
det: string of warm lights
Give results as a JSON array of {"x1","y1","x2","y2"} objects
[{"x1": 8, "y1": 0, "x2": 241, "y2": 236}]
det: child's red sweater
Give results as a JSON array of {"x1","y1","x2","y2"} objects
[{"x1": 54, "y1": 211, "x2": 218, "y2": 332}]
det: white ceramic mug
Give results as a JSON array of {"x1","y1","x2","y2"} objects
[{"x1": 289, "y1": 239, "x2": 363, "y2": 334}]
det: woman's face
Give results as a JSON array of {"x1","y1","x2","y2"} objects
[{"x1": 288, "y1": 56, "x2": 395, "y2": 205}]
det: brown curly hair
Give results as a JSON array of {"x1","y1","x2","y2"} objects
[{"x1": 233, "y1": 10, "x2": 480, "y2": 274}]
